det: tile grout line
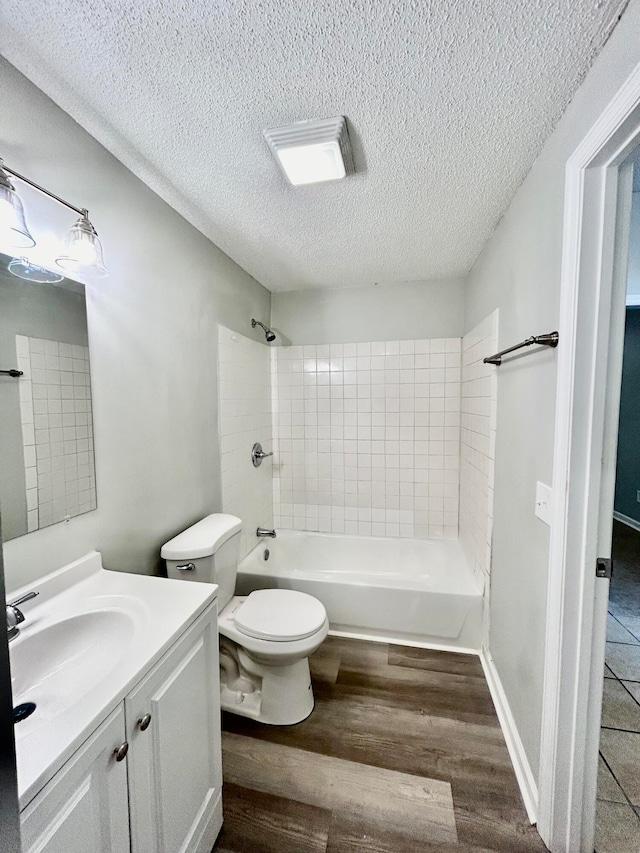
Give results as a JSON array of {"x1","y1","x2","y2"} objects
[
  {"x1": 601, "y1": 725, "x2": 640, "y2": 735},
  {"x1": 601, "y1": 614, "x2": 640, "y2": 817},
  {"x1": 603, "y1": 634, "x2": 640, "y2": 710},
  {"x1": 617, "y1": 679, "x2": 640, "y2": 713},
  {"x1": 605, "y1": 674, "x2": 640, "y2": 684},
  {"x1": 598, "y1": 526, "x2": 640, "y2": 844},
  {"x1": 609, "y1": 610, "x2": 640, "y2": 644},
  {"x1": 598, "y1": 750, "x2": 640, "y2": 818},
  {"x1": 601, "y1": 595, "x2": 640, "y2": 823},
  {"x1": 604, "y1": 640, "x2": 640, "y2": 715}
]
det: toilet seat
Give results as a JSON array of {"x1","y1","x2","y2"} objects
[{"x1": 233, "y1": 589, "x2": 326, "y2": 642}]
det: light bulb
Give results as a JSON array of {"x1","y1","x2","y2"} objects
[
  {"x1": 70, "y1": 235, "x2": 98, "y2": 265},
  {"x1": 56, "y1": 212, "x2": 107, "y2": 277}
]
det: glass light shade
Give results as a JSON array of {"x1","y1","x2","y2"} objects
[
  {"x1": 56, "y1": 214, "x2": 108, "y2": 277},
  {"x1": 276, "y1": 141, "x2": 346, "y2": 186},
  {"x1": 8, "y1": 256, "x2": 63, "y2": 283},
  {"x1": 0, "y1": 176, "x2": 36, "y2": 248}
]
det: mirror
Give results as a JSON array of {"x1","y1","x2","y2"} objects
[{"x1": 0, "y1": 251, "x2": 96, "y2": 541}]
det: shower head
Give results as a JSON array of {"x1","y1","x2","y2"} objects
[{"x1": 251, "y1": 318, "x2": 276, "y2": 342}]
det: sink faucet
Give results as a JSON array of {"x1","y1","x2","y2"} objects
[
  {"x1": 256, "y1": 527, "x2": 276, "y2": 538},
  {"x1": 6, "y1": 591, "x2": 39, "y2": 641}
]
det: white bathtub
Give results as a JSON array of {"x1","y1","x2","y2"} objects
[{"x1": 236, "y1": 530, "x2": 483, "y2": 652}]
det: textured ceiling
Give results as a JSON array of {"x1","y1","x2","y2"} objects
[{"x1": 0, "y1": 1, "x2": 626, "y2": 292}]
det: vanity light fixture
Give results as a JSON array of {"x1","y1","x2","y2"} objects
[
  {"x1": 8, "y1": 256, "x2": 63, "y2": 284},
  {"x1": 0, "y1": 158, "x2": 108, "y2": 277},
  {"x1": 263, "y1": 116, "x2": 354, "y2": 186},
  {"x1": 0, "y1": 164, "x2": 35, "y2": 247}
]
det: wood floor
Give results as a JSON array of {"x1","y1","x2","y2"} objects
[{"x1": 213, "y1": 637, "x2": 548, "y2": 852}]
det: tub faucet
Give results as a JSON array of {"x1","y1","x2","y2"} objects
[
  {"x1": 6, "y1": 591, "x2": 39, "y2": 641},
  {"x1": 257, "y1": 527, "x2": 277, "y2": 539}
]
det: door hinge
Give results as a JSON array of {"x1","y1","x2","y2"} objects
[{"x1": 596, "y1": 557, "x2": 613, "y2": 579}]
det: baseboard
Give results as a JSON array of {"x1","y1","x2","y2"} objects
[
  {"x1": 613, "y1": 510, "x2": 640, "y2": 533},
  {"x1": 480, "y1": 646, "x2": 538, "y2": 825}
]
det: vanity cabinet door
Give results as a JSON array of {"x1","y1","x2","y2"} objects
[
  {"x1": 20, "y1": 705, "x2": 130, "y2": 853},
  {"x1": 125, "y1": 603, "x2": 222, "y2": 853}
]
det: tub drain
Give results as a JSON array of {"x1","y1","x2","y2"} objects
[{"x1": 13, "y1": 702, "x2": 36, "y2": 723}]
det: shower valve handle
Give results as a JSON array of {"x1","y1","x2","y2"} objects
[{"x1": 252, "y1": 442, "x2": 273, "y2": 467}]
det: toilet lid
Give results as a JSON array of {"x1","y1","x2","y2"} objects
[{"x1": 233, "y1": 589, "x2": 326, "y2": 642}]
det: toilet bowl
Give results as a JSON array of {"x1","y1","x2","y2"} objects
[{"x1": 161, "y1": 514, "x2": 328, "y2": 725}]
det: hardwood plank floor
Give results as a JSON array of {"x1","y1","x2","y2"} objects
[
  {"x1": 223, "y1": 732, "x2": 457, "y2": 844},
  {"x1": 216, "y1": 782, "x2": 332, "y2": 853},
  {"x1": 214, "y1": 637, "x2": 548, "y2": 852}
]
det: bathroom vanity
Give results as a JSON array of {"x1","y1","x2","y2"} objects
[{"x1": 10, "y1": 552, "x2": 222, "y2": 853}]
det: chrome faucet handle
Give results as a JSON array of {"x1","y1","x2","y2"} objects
[
  {"x1": 251, "y1": 442, "x2": 273, "y2": 467},
  {"x1": 6, "y1": 591, "x2": 38, "y2": 640},
  {"x1": 8, "y1": 591, "x2": 39, "y2": 609}
]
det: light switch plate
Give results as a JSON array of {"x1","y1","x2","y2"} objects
[{"x1": 535, "y1": 481, "x2": 553, "y2": 526}]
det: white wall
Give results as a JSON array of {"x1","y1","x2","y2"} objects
[
  {"x1": 272, "y1": 338, "x2": 461, "y2": 538},
  {"x1": 271, "y1": 279, "x2": 465, "y2": 345},
  {"x1": 218, "y1": 326, "x2": 273, "y2": 560},
  {"x1": 0, "y1": 58, "x2": 271, "y2": 591},
  {"x1": 463, "y1": 0, "x2": 640, "y2": 784}
]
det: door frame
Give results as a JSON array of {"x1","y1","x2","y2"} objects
[{"x1": 537, "y1": 59, "x2": 640, "y2": 852}]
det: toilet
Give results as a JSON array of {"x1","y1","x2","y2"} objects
[{"x1": 161, "y1": 514, "x2": 328, "y2": 725}]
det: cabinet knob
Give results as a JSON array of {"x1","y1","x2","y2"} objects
[
  {"x1": 113, "y1": 742, "x2": 129, "y2": 762},
  {"x1": 138, "y1": 713, "x2": 152, "y2": 732}
]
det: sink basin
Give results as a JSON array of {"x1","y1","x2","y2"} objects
[{"x1": 10, "y1": 609, "x2": 135, "y2": 730}]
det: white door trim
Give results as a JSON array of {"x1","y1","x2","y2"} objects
[{"x1": 538, "y1": 59, "x2": 640, "y2": 852}]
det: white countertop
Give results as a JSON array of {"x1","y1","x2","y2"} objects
[{"x1": 9, "y1": 551, "x2": 217, "y2": 810}]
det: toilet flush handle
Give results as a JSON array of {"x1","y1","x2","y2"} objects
[{"x1": 176, "y1": 562, "x2": 195, "y2": 571}]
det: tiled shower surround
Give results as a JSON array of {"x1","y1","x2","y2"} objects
[
  {"x1": 16, "y1": 334, "x2": 95, "y2": 532},
  {"x1": 459, "y1": 312, "x2": 498, "y2": 592},
  {"x1": 218, "y1": 326, "x2": 273, "y2": 560},
  {"x1": 271, "y1": 339, "x2": 462, "y2": 539}
]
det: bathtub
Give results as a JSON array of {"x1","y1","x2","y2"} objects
[{"x1": 236, "y1": 530, "x2": 483, "y2": 652}]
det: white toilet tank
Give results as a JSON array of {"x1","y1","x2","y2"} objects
[{"x1": 161, "y1": 514, "x2": 242, "y2": 610}]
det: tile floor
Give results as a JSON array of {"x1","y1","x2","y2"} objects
[
  {"x1": 596, "y1": 521, "x2": 640, "y2": 853},
  {"x1": 214, "y1": 637, "x2": 548, "y2": 852}
]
